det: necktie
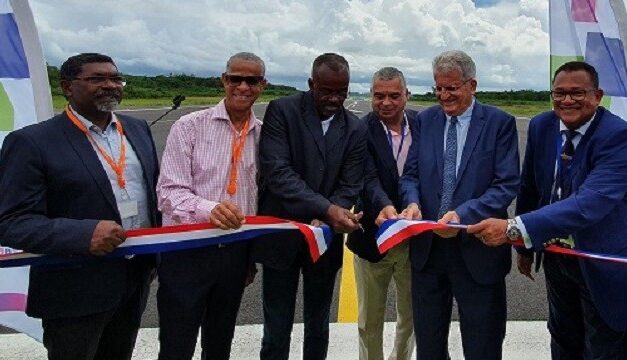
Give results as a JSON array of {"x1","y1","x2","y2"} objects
[
  {"x1": 558, "y1": 129, "x2": 577, "y2": 199},
  {"x1": 439, "y1": 116, "x2": 458, "y2": 218}
]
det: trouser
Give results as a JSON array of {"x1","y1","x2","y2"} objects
[
  {"x1": 354, "y1": 241, "x2": 414, "y2": 360},
  {"x1": 411, "y1": 236, "x2": 506, "y2": 360},
  {"x1": 157, "y1": 243, "x2": 249, "y2": 360},
  {"x1": 260, "y1": 263, "x2": 338, "y2": 360},
  {"x1": 42, "y1": 263, "x2": 151, "y2": 360},
  {"x1": 544, "y1": 252, "x2": 626, "y2": 360}
]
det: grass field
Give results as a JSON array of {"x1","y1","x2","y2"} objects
[{"x1": 53, "y1": 95, "x2": 551, "y2": 118}]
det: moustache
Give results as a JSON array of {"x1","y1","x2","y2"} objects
[{"x1": 95, "y1": 90, "x2": 122, "y2": 99}]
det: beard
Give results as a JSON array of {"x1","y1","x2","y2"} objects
[{"x1": 94, "y1": 91, "x2": 121, "y2": 112}]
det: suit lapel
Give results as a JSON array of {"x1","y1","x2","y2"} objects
[
  {"x1": 541, "y1": 117, "x2": 560, "y2": 202},
  {"x1": 60, "y1": 112, "x2": 119, "y2": 214},
  {"x1": 302, "y1": 92, "x2": 326, "y2": 160},
  {"x1": 432, "y1": 110, "x2": 446, "y2": 186},
  {"x1": 324, "y1": 109, "x2": 346, "y2": 154},
  {"x1": 369, "y1": 115, "x2": 398, "y2": 180},
  {"x1": 456, "y1": 103, "x2": 487, "y2": 187},
  {"x1": 119, "y1": 115, "x2": 152, "y2": 190}
]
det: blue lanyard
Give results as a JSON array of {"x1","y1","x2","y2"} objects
[{"x1": 385, "y1": 113, "x2": 408, "y2": 162}]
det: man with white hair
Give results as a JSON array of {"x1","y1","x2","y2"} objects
[{"x1": 399, "y1": 50, "x2": 519, "y2": 359}]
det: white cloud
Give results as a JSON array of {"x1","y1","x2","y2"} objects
[{"x1": 30, "y1": 0, "x2": 550, "y2": 91}]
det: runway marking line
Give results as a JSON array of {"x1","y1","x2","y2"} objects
[{"x1": 337, "y1": 239, "x2": 358, "y2": 322}]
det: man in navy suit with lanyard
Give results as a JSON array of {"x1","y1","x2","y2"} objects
[
  {"x1": 347, "y1": 66, "x2": 417, "y2": 360},
  {"x1": 0, "y1": 53, "x2": 160, "y2": 360},
  {"x1": 470, "y1": 61, "x2": 627, "y2": 359}
]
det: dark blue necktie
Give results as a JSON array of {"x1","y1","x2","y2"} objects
[
  {"x1": 558, "y1": 129, "x2": 577, "y2": 199},
  {"x1": 439, "y1": 116, "x2": 458, "y2": 218}
]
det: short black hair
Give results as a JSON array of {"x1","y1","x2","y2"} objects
[
  {"x1": 553, "y1": 61, "x2": 599, "y2": 88},
  {"x1": 311, "y1": 53, "x2": 349, "y2": 79},
  {"x1": 59, "y1": 53, "x2": 116, "y2": 81}
]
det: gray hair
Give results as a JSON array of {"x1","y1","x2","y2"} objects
[
  {"x1": 226, "y1": 52, "x2": 266, "y2": 76},
  {"x1": 432, "y1": 50, "x2": 476, "y2": 80},
  {"x1": 371, "y1": 66, "x2": 407, "y2": 90}
]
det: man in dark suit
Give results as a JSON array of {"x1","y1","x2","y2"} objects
[
  {"x1": 346, "y1": 66, "x2": 417, "y2": 360},
  {"x1": 470, "y1": 61, "x2": 627, "y2": 359},
  {"x1": 255, "y1": 53, "x2": 367, "y2": 360},
  {"x1": 398, "y1": 50, "x2": 519, "y2": 360},
  {"x1": 0, "y1": 53, "x2": 160, "y2": 360}
]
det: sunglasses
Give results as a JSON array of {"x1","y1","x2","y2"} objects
[{"x1": 224, "y1": 74, "x2": 265, "y2": 86}]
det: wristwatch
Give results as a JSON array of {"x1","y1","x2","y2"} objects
[{"x1": 506, "y1": 219, "x2": 522, "y2": 241}]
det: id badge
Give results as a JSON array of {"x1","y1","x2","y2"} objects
[{"x1": 118, "y1": 200, "x2": 139, "y2": 219}]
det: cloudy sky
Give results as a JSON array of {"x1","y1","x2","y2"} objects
[{"x1": 29, "y1": 0, "x2": 549, "y2": 93}]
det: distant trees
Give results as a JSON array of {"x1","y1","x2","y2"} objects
[
  {"x1": 46, "y1": 65, "x2": 298, "y2": 99},
  {"x1": 412, "y1": 89, "x2": 551, "y2": 102}
]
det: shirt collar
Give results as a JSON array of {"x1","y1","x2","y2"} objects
[
  {"x1": 212, "y1": 99, "x2": 261, "y2": 133},
  {"x1": 379, "y1": 111, "x2": 409, "y2": 136},
  {"x1": 445, "y1": 97, "x2": 475, "y2": 125},
  {"x1": 68, "y1": 105, "x2": 117, "y2": 133},
  {"x1": 559, "y1": 110, "x2": 596, "y2": 136}
]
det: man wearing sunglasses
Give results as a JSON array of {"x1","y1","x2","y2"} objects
[
  {"x1": 0, "y1": 53, "x2": 160, "y2": 360},
  {"x1": 398, "y1": 50, "x2": 520, "y2": 360},
  {"x1": 156, "y1": 52, "x2": 266, "y2": 360},
  {"x1": 254, "y1": 53, "x2": 367, "y2": 360},
  {"x1": 469, "y1": 61, "x2": 627, "y2": 358}
]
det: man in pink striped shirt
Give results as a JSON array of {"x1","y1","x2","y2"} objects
[{"x1": 156, "y1": 52, "x2": 267, "y2": 360}]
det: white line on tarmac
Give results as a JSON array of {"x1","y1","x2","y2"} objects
[{"x1": 1, "y1": 321, "x2": 550, "y2": 360}]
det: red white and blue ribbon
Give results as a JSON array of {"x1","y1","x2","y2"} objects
[
  {"x1": 376, "y1": 219, "x2": 627, "y2": 264},
  {"x1": 0, "y1": 216, "x2": 333, "y2": 269},
  {"x1": 376, "y1": 219, "x2": 467, "y2": 253}
]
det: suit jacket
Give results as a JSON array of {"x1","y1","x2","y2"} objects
[
  {"x1": 516, "y1": 107, "x2": 627, "y2": 331},
  {"x1": 399, "y1": 101, "x2": 520, "y2": 285},
  {"x1": 0, "y1": 112, "x2": 160, "y2": 319},
  {"x1": 346, "y1": 109, "x2": 419, "y2": 262},
  {"x1": 253, "y1": 91, "x2": 368, "y2": 275}
]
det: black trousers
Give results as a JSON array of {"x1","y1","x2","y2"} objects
[
  {"x1": 411, "y1": 236, "x2": 506, "y2": 360},
  {"x1": 41, "y1": 262, "x2": 152, "y2": 360},
  {"x1": 157, "y1": 243, "x2": 249, "y2": 360},
  {"x1": 544, "y1": 253, "x2": 626, "y2": 360}
]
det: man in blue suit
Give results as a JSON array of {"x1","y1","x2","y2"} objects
[
  {"x1": 398, "y1": 50, "x2": 519, "y2": 360},
  {"x1": 0, "y1": 53, "x2": 160, "y2": 360},
  {"x1": 470, "y1": 61, "x2": 627, "y2": 359},
  {"x1": 346, "y1": 66, "x2": 417, "y2": 360}
]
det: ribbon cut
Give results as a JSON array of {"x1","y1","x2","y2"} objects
[
  {"x1": 0, "y1": 216, "x2": 332, "y2": 268},
  {"x1": 376, "y1": 219, "x2": 627, "y2": 264}
]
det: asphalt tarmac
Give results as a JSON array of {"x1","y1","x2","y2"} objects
[{"x1": 0, "y1": 98, "x2": 546, "y2": 335}]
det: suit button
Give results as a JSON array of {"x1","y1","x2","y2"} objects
[{"x1": 319, "y1": 167, "x2": 323, "y2": 171}]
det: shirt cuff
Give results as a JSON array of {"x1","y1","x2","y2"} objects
[
  {"x1": 514, "y1": 216, "x2": 533, "y2": 249},
  {"x1": 195, "y1": 199, "x2": 220, "y2": 223}
]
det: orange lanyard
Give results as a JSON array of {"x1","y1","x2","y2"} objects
[
  {"x1": 65, "y1": 106, "x2": 127, "y2": 189},
  {"x1": 227, "y1": 119, "x2": 251, "y2": 195}
]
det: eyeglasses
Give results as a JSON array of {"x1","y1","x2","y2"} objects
[
  {"x1": 73, "y1": 76, "x2": 126, "y2": 86},
  {"x1": 550, "y1": 89, "x2": 596, "y2": 101},
  {"x1": 432, "y1": 79, "x2": 472, "y2": 94},
  {"x1": 316, "y1": 88, "x2": 349, "y2": 99},
  {"x1": 224, "y1": 74, "x2": 265, "y2": 87}
]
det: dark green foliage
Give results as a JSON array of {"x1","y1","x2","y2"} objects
[
  {"x1": 411, "y1": 89, "x2": 551, "y2": 102},
  {"x1": 46, "y1": 64, "x2": 298, "y2": 99}
]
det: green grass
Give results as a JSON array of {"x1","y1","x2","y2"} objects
[
  {"x1": 53, "y1": 95, "x2": 552, "y2": 118},
  {"x1": 52, "y1": 94, "x2": 285, "y2": 112},
  {"x1": 409, "y1": 99, "x2": 551, "y2": 118}
]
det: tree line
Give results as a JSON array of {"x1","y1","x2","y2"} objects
[
  {"x1": 48, "y1": 65, "x2": 550, "y2": 101},
  {"x1": 47, "y1": 65, "x2": 298, "y2": 99}
]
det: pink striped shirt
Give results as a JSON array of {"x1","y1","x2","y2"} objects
[{"x1": 157, "y1": 100, "x2": 261, "y2": 225}]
